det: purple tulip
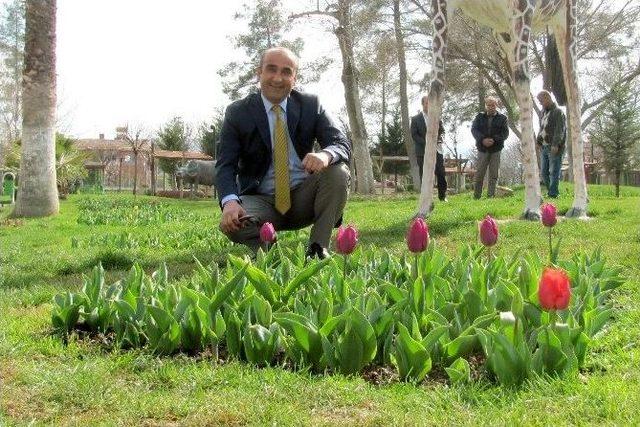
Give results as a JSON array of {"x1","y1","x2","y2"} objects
[
  {"x1": 259, "y1": 222, "x2": 276, "y2": 244},
  {"x1": 407, "y1": 218, "x2": 430, "y2": 253},
  {"x1": 541, "y1": 203, "x2": 557, "y2": 228},
  {"x1": 479, "y1": 215, "x2": 499, "y2": 247},
  {"x1": 335, "y1": 225, "x2": 358, "y2": 255}
]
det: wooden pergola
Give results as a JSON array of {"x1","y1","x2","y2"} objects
[{"x1": 75, "y1": 138, "x2": 213, "y2": 193}]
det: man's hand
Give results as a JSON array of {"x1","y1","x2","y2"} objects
[
  {"x1": 302, "y1": 151, "x2": 331, "y2": 174},
  {"x1": 550, "y1": 146, "x2": 559, "y2": 155},
  {"x1": 220, "y1": 200, "x2": 246, "y2": 234},
  {"x1": 482, "y1": 138, "x2": 494, "y2": 147}
]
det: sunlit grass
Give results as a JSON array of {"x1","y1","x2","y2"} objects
[{"x1": 1, "y1": 183, "x2": 639, "y2": 425}]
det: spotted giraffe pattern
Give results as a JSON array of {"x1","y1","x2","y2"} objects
[
  {"x1": 419, "y1": 0, "x2": 588, "y2": 217},
  {"x1": 513, "y1": 0, "x2": 535, "y2": 82},
  {"x1": 430, "y1": 0, "x2": 448, "y2": 94}
]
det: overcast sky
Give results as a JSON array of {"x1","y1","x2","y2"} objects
[{"x1": 51, "y1": 1, "x2": 359, "y2": 140}]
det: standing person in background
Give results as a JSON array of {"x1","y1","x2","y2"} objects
[
  {"x1": 471, "y1": 96, "x2": 509, "y2": 199},
  {"x1": 411, "y1": 95, "x2": 447, "y2": 202},
  {"x1": 536, "y1": 90, "x2": 566, "y2": 199}
]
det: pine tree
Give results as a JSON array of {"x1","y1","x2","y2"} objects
[
  {"x1": 157, "y1": 117, "x2": 190, "y2": 183},
  {"x1": 589, "y1": 81, "x2": 640, "y2": 197}
]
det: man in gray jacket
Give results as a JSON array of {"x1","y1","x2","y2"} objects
[{"x1": 536, "y1": 90, "x2": 566, "y2": 198}]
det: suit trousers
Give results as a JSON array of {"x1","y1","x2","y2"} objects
[
  {"x1": 417, "y1": 154, "x2": 447, "y2": 201},
  {"x1": 224, "y1": 163, "x2": 350, "y2": 252},
  {"x1": 474, "y1": 151, "x2": 501, "y2": 198}
]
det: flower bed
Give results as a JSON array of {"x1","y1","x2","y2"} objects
[{"x1": 52, "y1": 208, "x2": 624, "y2": 386}]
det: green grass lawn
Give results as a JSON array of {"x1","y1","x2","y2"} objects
[{"x1": 1, "y1": 184, "x2": 639, "y2": 425}]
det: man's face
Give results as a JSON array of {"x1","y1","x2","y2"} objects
[
  {"x1": 485, "y1": 99, "x2": 497, "y2": 115},
  {"x1": 258, "y1": 50, "x2": 297, "y2": 104},
  {"x1": 421, "y1": 98, "x2": 429, "y2": 113}
]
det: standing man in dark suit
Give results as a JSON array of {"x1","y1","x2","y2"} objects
[
  {"x1": 410, "y1": 95, "x2": 447, "y2": 201},
  {"x1": 216, "y1": 47, "x2": 351, "y2": 258},
  {"x1": 471, "y1": 96, "x2": 509, "y2": 199}
]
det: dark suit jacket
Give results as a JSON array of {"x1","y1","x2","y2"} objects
[
  {"x1": 471, "y1": 112, "x2": 509, "y2": 153},
  {"x1": 410, "y1": 112, "x2": 444, "y2": 157},
  {"x1": 215, "y1": 89, "x2": 351, "y2": 206}
]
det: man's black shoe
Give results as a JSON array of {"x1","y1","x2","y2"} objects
[{"x1": 305, "y1": 242, "x2": 330, "y2": 260}]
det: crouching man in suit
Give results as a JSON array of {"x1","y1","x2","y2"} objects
[{"x1": 215, "y1": 46, "x2": 351, "y2": 259}]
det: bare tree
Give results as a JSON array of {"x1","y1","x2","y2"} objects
[
  {"x1": 11, "y1": 0, "x2": 57, "y2": 218},
  {"x1": 393, "y1": 0, "x2": 420, "y2": 189},
  {"x1": 290, "y1": 0, "x2": 378, "y2": 194},
  {"x1": 122, "y1": 125, "x2": 149, "y2": 196}
]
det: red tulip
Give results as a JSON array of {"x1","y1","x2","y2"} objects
[
  {"x1": 335, "y1": 225, "x2": 358, "y2": 255},
  {"x1": 541, "y1": 203, "x2": 557, "y2": 227},
  {"x1": 538, "y1": 267, "x2": 571, "y2": 311},
  {"x1": 259, "y1": 222, "x2": 276, "y2": 244},
  {"x1": 479, "y1": 215, "x2": 498, "y2": 247},
  {"x1": 407, "y1": 218, "x2": 429, "y2": 253}
]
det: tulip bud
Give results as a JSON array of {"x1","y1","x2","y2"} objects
[
  {"x1": 259, "y1": 222, "x2": 277, "y2": 244},
  {"x1": 335, "y1": 225, "x2": 358, "y2": 255},
  {"x1": 538, "y1": 267, "x2": 571, "y2": 311},
  {"x1": 407, "y1": 218, "x2": 429, "y2": 253},
  {"x1": 541, "y1": 203, "x2": 557, "y2": 227},
  {"x1": 479, "y1": 215, "x2": 498, "y2": 247}
]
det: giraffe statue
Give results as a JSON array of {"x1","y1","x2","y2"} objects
[{"x1": 418, "y1": 0, "x2": 588, "y2": 220}]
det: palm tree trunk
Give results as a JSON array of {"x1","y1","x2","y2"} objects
[{"x1": 12, "y1": 0, "x2": 58, "y2": 218}]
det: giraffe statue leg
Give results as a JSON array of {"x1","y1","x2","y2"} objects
[
  {"x1": 553, "y1": 0, "x2": 588, "y2": 218},
  {"x1": 417, "y1": 0, "x2": 449, "y2": 217},
  {"x1": 509, "y1": 1, "x2": 542, "y2": 220}
]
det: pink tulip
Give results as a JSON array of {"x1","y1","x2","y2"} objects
[
  {"x1": 407, "y1": 218, "x2": 429, "y2": 253},
  {"x1": 259, "y1": 222, "x2": 276, "y2": 244},
  {"x1": 541, "y1": 203, "x2": 557, "y2": 228},
  {"x1": 335, "y1": 225, "x2": 358, "y2": 255},
  {"x1": 479, "y1": 215, "x2": 498, "y2": 247}
]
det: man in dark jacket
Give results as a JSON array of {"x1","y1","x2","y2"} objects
[
  {"x1": 471, "y1": 96, "x2": 509, "y2": 199},
  {"x1": 410, "y1": 96, "x2": 447, "y2": 201},
  {"x1": 536, "y1": 90, "x2": 566, "y2": 198},
  {"x1": 216, "y1": 47, "x2": 351, "y2": 258}
]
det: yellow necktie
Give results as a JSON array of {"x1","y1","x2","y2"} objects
[{"x1": 272, "y1": 104, "x2": 291, "y2": 214}]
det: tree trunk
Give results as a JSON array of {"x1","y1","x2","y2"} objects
[
  {"x1": 393, "y1": 0, "x2": 420, "y2": 190},
  {"x1": 118, "y1": 157, "x2": 123, "y2": 191},
  {"x1": 336, "y1": 0, "x2": 374, "y2": 194},
  {"x1": 566, "y1": 107, "x2": 574, "y2": 182},
  {"x1": 475, "y1": 38, "x2": 485, "y2": 112},
  {"x1": 150, "y1": 142, "x2": 156, "y2": 195},
  {"x1": 378, "y1": 72, "x2": 386, "y2": 181},
  {"x1": 133, "y1": 151, "x2": 138, "y2": 195},
  {"x1": 11, "y1": 0, "x2": 58, "y2": 218},
  {"x1": 615, "y1": 169, "x2": 620, "y2": 197}
]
